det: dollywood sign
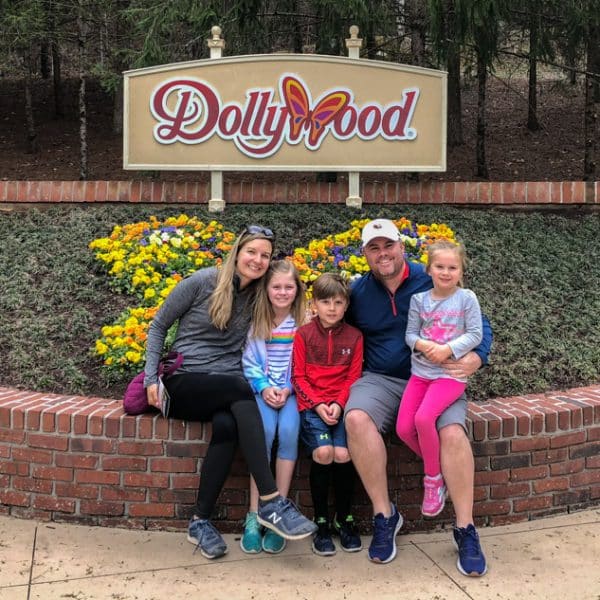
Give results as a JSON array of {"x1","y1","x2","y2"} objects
[{"x1": 123, "y1": 55, "x2": 447, "y2": 171}]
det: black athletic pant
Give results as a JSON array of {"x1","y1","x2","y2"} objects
[{"x1": 166, "y1": 373, "x2": 277, "y2": 519}]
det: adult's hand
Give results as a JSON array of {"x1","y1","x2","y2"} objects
[
  {"x1": 146, "y1": 384, "x2": 159, "y2": 408},
  {"x1": 442, "y1": 351, "x2": 482, "y2": 379}
]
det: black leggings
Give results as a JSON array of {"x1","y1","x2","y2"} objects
[{"x1": 166, "y1": 373, "x2": 277, "y2": 519}]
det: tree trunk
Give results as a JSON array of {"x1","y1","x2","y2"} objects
[
  {"x1": 78, "y1": 5, "x2": 88, "y2": 180},
  {"x1": 407, "y1": 0, "x2": 426, "y2": 66},
  {"x1": 113, "y1": 79, "x2": 123, "y2": 135},
  {"x1": 475, "y1": 53, "x2": 488, "y2": 179},
  {"x1": 24, "y1": 49, "x2": 38, "y2": 154},
  {"x1": 40, "y1": 41, "x2": 50, "y2": 79},
  {"x1": 446, "y1": 0, "x2": 463, "y2": 147},
  {"x1": 527, "y1": 16, "x2": 540, "y2": 131},
  {"x1": 51, "y1": 41, "x2": 63, "y2": 117},
  {"x1": 583, "y1": 25, "x2": 598, "y2": 180}
]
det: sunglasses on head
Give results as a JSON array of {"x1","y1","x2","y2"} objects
[{"x1": 244, "y1": 225, "x2": 274, "y2": 239}]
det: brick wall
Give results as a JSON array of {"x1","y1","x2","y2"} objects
[
  {"x1": 1, "y1": 385, "x2": 599, "y2": 532},
  {"x1": 0, "y1": 180, "x2": 599, "y2": 205}
]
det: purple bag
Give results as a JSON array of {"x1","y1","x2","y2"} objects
[{"x1": 123, "y1": 352, "x2": 183, "y2": 415}]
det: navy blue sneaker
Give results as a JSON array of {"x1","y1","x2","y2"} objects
[
  {"x1": 368, "y1": 503, "x2": 403, "y2": 563},
  {"x1": 187, "y1": 518, "x2": 228, "y2": 559},
  {"x1": 333, "y1": 515, "x2": 362, "y2": 552},
  {"x1": 312, "y1": 518, "x2": 336, "y2": 556},
  {"x1": 257, "y1": 496, "x2": 318, "y2": 540},
  {"x1": 452, "y1": 524, "x2": 488, "y2": 576}
]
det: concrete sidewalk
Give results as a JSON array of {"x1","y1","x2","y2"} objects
[{"x1": 1, "y1": 509, "x2": 599, "y2": 600}]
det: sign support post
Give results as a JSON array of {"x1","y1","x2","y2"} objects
[
  {"x1": 207, "y1": 26, "x2": 225, "y2": 212},
  {"x1": 345, "y1": 26, "x2": 363, "y2": 209}
]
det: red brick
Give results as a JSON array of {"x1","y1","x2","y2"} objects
[
  {"x1": 0, "y1": 460, "x2": 29, "y2": 476},
  {"x1": 27, "y1": 433, "x2": 68, "y2": 451},
  {"x1": 0, "y1": 489, "x2": 31, "y2": 506},
  {"x1": 488, "y1": 514, "x2": 529, "y2": 526},
  {"x1": 80, "y1": 500, "x2": 124, "y2": 516},
  {"x1": 587, "y1": 455, "x2": 600, "y2": 469},
  {"x1": 510, "y1": 465, "x2": 548, "y2": 481},
  {"x1": 129, "y1": 503, "x2": 174, "y2": 517},
  {"x1": 490, "y1": 482, "x2": 531, "y2": 498},
  {"x1": 551, "y1": 431, "x2": 586, "y2": 449},
  {"x1": 474, "y1": 470, "x2": 510, "y2": 485},
  {"x1": 0, "y1": 429, "x2": 26, "y2": 444},
  {"x1": 76, "y1": 470, "x2": 120, "y2": 485},
  {"x1": 514, "y1": 182, "x2": 527, "y2": 203},
  {"x1": 12, "y1": 447, "x2": 53, "y2": 464},
  {"x1": 171, "y1": 475, "x2": 200, "y2": 489},
  {"x1": 587, "y1": 426, "x2": 600, "y2": 441},
  {"x1": 124, "y1": 473, "x2": 169, "y2": 488},
  {"x1": 513, "y1": 495, "x2": 552, "y2": 512},
  {"x1": 511, "y1": 437, "x2": 549, "y2": 452},
  {"x1": 33, "y1": 496, "x2": 75, "y2": 513},
  {"x1": 102, "y1": 456, "x2": 147, "y2": 471},
  {"x1": 149, "y1": 457, "x2": 197, "y2": 472},
  {"x1": 13, "y1": 477, "x2": 53, "y2": 494},
  {"x1": 570, "y1": 470, "x2": 600, "y2": 487},
  {"x1": 532, "y1": 477, "x2": 570, "y2": 493},
  {"x1": 55, "y1": 482, "x2": 100, "y2": 499},
  {"x1": 531, "y1": 448, "x2": 568, "y2": 465},
  {"x1": 102, "y1": 487, "x2": 147, "y2": 502},
  {"x1": 473, "y1": 500, "x2": 510, "y2": 516},
  {"x1": 70, "y1": 438, "x2": 115, "y2": 454},
  {"x1": 118, "y1": 441, "x2": 164, "y2": 456},
  {"x1": 32, "y1": 466, "x2": 73, "y2": 481},
  {"x1": 550, "y1": 458, "x2": 585, "y2": 476}
]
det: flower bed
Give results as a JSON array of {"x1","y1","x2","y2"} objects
[{"x1": 90, "y1": 216, "x2": 455, "y2": 372}]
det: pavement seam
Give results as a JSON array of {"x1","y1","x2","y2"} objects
[
  {"x1": 27, "y1": 525, "x2": 37, "y2": 600},
  {"x1": 411, "y1": 541, "x2": 476, "y2": 600}
]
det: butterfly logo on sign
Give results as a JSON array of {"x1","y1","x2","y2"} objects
[{"x1": 281, "y1": 76, "x2": 350, "y2": 150}]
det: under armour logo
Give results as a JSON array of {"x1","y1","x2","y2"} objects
[
  {"x1": 319, "y1": 433, "x2": 330, "y2": 440},
  {"x1": 268, "y1": 512, "x2": 282, "y2": 524},
  {"x1": 341, "y1": 348, "x2": 351, "y2": 355}
]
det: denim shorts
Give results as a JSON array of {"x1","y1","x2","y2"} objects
[{"x1": 299, "y1": 408, "x2": 347, "y2": 452}]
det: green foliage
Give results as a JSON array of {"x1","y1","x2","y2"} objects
[{"x1": 1, "y1": 205, "x2": 599, "y2": 403}]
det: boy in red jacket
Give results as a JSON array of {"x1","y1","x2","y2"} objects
[{"x1": 292, "y1": 273, "x2": 363, "y2": 556}]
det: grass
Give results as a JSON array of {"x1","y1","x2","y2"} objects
[{"x1": 1, "y1": 204, "x2": 598, "y2": 402}]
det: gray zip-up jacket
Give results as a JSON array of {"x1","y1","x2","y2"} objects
[{"x1": 143, "y1": 267, "x2": 257, "y2": 387}]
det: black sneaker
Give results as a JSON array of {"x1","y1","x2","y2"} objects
[
  {"x1": 333, "y1": 514, "x2": 362, "y2": 552},
  {"x1": 312, "y1": 518, "x2": 336, "y2": 556}
]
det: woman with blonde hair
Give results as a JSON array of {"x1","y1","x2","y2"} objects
[{"x1": 144, "y1": 226, "x2": 316, "y2": 560}]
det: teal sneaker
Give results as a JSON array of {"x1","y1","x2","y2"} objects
[
  {"x1": 262, "y1": 529, "x2": 286, "y2": 554},
  {"x1": 240, "y1": 511, "x2": 263, "y2": 554}
]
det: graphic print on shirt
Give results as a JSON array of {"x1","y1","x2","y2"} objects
[{"x1": 421, "y1": 310, "x2": 464, "y2": 344}]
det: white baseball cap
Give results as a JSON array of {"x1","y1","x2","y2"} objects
[{"x1": 361, "y1": 219, "x2": 401, "y2": 247}]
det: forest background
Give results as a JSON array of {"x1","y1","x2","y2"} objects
[{"x1": 0, "y1": 1, "x2": 598, "y2": 403}]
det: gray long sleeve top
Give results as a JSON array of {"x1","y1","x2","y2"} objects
[
  {"x1": 405, "y1": 287, "x2": 483, "y2": 383},
  {"x1": 143, "y1": 267, "x2": 257, "y2": 387}
]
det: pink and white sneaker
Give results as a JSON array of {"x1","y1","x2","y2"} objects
[{"x1": 422, "y1": 474, "x2": 447, "y2": 517}]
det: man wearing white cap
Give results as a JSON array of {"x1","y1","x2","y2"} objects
[{"x1": 344, "y1": 218, "x2": 492, "y2": 576}]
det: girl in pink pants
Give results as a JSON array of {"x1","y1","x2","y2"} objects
[{"x1": 396, "y1": 241, "x2": 483, "y2": 517}]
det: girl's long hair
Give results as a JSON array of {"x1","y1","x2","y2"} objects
[
  {"x1": 251, "y1": 259, "x2": 306, "y2": 340},
  {"x1": 208, "y1": 230, "x2": 274, "y2": 330}
]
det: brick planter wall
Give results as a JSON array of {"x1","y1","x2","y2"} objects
[
  {"x1": 1, "y1": 385, "x2": 599, "y2": 533},
  {"x1": 0, "y1": 180, "x2": 599, "y2": 206}
]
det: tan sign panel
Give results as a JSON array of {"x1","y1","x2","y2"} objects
[{"x1": 123, "y1": 55, "x2": 447, "y2": 171}]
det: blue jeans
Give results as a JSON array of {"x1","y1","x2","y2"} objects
[{"x1": 255, "y1": 393, "x2": 300, "y2": 461}]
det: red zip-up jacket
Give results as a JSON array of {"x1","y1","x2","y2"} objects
[{"x1": 292, "y1": 317, "x2": 363, "y2": 412}]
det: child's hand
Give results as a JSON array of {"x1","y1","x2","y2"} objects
[
  {"x1": 424, "y1": 343, "x2": 453, "y2": 364},
  {"x1": 330, "y1": 403, "x2": 342, "y2": 422},
  {"x1": 262, "y1": 387, "x2": 285, "y2": 409},
  {"x1": 315, "y1": 403, "x2": 339, "y2": 425}
]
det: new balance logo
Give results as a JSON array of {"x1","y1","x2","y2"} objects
[{"x1": 268, "y1": 512, "x2": 282, "y2": 524}]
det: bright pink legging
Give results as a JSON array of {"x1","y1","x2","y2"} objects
[{"x1": 395, "y1": 375, "x2": 466, "y2": 477}]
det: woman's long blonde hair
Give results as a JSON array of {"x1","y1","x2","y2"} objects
[
  {"x1": 208, "y1": 229, "x2": 274, "y2": 330},
  {"x1": 251, "y1": 260, "x2": 306, "y2": 340}
]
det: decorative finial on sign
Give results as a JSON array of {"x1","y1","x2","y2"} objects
[
  {"x1": 207, "y1": 25, "x2": 225, "y2": 56},
  {"x1": 345, "y1": 25, "x2": 362, "y2": 56}
]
